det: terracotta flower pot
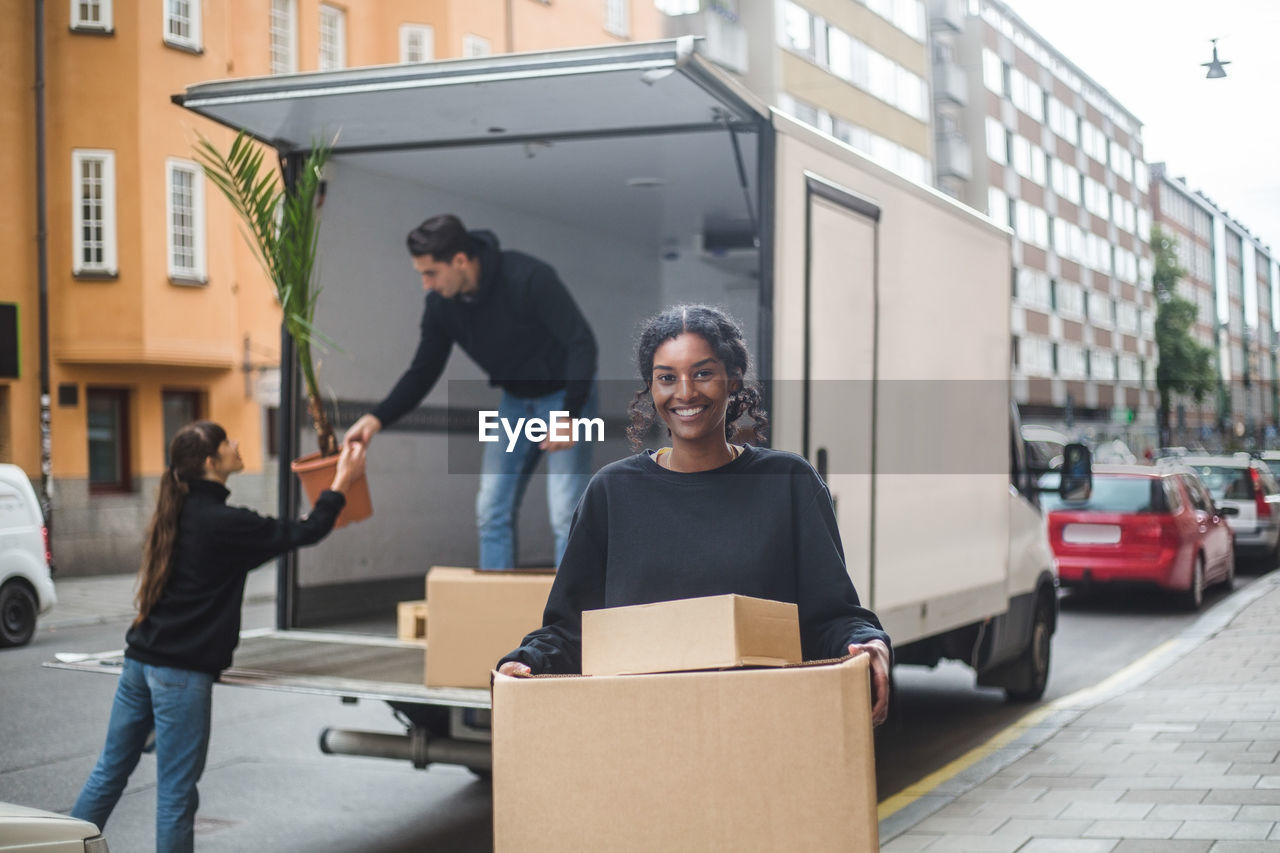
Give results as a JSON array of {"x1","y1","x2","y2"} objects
[{"x1": 290, "y1": 451, "x2": 372, "y2": 529}]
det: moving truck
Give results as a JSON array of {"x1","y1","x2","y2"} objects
[{"x1": 50, "y1": 38, "x2": 1073, "y2": 775}]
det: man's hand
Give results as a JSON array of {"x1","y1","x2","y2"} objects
[
  {"x1": 345, "y1": 414, "x2": 383, "y2": 447},
  {"x1": 498, "y1": 660, "x2": 532, "y2": 676},
  {"x1": 847, "y1": 639, "x2": 891, "y2": 727},
  {"x1": 539, "y1": 438, "x2": 576, "y2": 453}
]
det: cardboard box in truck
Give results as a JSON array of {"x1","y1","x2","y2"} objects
[
  {"x1": 581, "y1": 594, "x2": 801, "y2": 676},
  {"x1": 425, "y1": 567, "x2": 554, "y2": 688},
  {"x1": 493, "y1": 654, "x2": 877, "y2": 853}
]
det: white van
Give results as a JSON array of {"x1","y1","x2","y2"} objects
[{"x1": 0, "y1": 464, "x2": 55, "y2": 647}]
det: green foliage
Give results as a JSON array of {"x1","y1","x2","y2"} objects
[
  {"x1": 1150, "y1": 224, "x2": 1218, "y2": 414},
  {"x1": 195, "y1": 131, "x2": 338, "y2": 454}
]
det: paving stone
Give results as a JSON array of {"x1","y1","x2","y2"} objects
[
  {"x1": 1118, "y1": 789, "x2": 1209, "y2": 804},
  {"x1": 954, "y1": 786, "x2": 1049, "y2": 804},
  {"x1": 974, "y1": 800, "x2": 1068, "y2": 819},
  {"x1": 1094, "y1": 776, "x2": 1179, "y2": 789},
  {"x1": 1083, "y1": 819, "x2": 1181, "y2": 838},
  {"x1": 1036, "y1": 789, "x2": 1126, "y2": 807},
  {"x1": 1237, "y1": 808, "x2": 1280, "y2": 822},
  {"x1": 1207, "y1": 841, "x2": 1280, "y2": 852},
  {"x1": 1174, "y1": 821, "x2": 1276, "y2": 840},
  {"x1": 880, "y1": 834, "x2": 939, "y2": 852},
  {"x1": 1111, "y1": 842, "x2": 1211, "y2": 853},
  {"x1": 1204, "y1": 791, "x2": 1280, "y2": 806},
  {"x1": 1025, "y1": 775, "x2": 1106, "y2": 789},
  {"x1": 1017, "y1": 841, "x2": 1118, "y2": 853},
  {"x1": 1149, "y1": 804, "x2": 1241, "y2": 821},
  {"x1": 995, "y1": 818, "x2": 1093, "y2": 837},
  {"x1": 911, "y1": 833, "x2": 1023, "y2": 852},
  {"x1": 1061, "y1": 803, "x2": 1154, "y2": 820},
  {"x1": 1260, "y1": 777, "x2": 1280, "y2": 789},
  {"x1": 914, "y1": 815, "x2": 1006, "y2": 834},
  {"x1": 1175, "y1": 775, "x2": 1263, "y2": 789}
]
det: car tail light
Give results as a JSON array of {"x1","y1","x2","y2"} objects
[
  {"x1": 41, "y1": 524, "x2": 53, "y2": 567},
  {"x1": 1251, "y1": 468, "x2": 1272, "y2": 518}
]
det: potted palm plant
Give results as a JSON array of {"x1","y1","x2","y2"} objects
[{"x1": 196, "y1": 131, "x2": 371, "y2": 526}]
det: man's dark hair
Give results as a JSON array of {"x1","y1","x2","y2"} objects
[{"x1": 406, "y1": 214, "x2": 479, "y2": 261}]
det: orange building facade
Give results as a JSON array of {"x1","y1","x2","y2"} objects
[{"x1": 2, "y1": 0, "x2": 660, "y2": 575}]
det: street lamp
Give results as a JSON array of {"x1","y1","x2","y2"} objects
[{"x1": 1202, "y1": 39, "x2": 1230, "y2": 79}]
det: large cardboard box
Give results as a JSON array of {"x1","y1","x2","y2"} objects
[
  {"x1": 581, "y1": 594, "x2": 802, "y2": 676},
  {"x1": 424, "y1": 567, "x2": 554, "y2": 688},
  {"x1": 493, "y1": 655, "x2": 877, "y2": 852}
]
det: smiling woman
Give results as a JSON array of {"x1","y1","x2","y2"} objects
[{"x1": 497, "y1": 304, "x2": 895, "y2": 726}]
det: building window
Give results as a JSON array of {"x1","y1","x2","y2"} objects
[
  {"x1": 71, "y1": 0, "x2": 113, "y2": 31},
  {"x1": 166, "y1": 159, "x2": 206, "y2": 283},
  {"x1": 270, "y1": 0, "x2": 298, "y2": 74},
  {"x1": 87, "y1": 388, "x2": 131, "y2": 493},
  {"x1": 162, "y1": 390, "x2": 202, "y2": 455},
  {"x1": 462, "y1": 34, "x2": 491, "y2": 57},
  {"x1": 319, "y1": 4, "x2": 346, "y2": 71},
  {"x1": 604, "y1": 0, "x2": 630, "y2": 37},
  {"x1": 400, "y1": 24, "x2": 434, "y2": 63},
  {"x1": 72, "y1": 150, "x2": 117, "y2": 276},
  {"x1": 163, "y1": 0, "x2": 202, "y2": 51},
  {"x1": 0, "y1": 304, "x2": 16, "y2": 380}
]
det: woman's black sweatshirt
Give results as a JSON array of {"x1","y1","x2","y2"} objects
[
  {"x1": 501, "y1": 445, "x2": 891, "y2": 674},
  {"x1": 126, "y1": 479, "x2": 345, "y2": 676}
]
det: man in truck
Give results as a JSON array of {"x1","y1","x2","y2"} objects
[{"x1": 345, "y1": 213, "x2": 598, "y2": 569}]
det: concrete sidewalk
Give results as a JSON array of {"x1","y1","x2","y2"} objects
[
  {"x1": 881, "y1": 570, "x2": 1280, "y2": 852},
  {"x1": 40, "y1": 569, "x2": 278, "y2": 632}
]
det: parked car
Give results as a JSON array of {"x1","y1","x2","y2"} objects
[
  {"x1": 1182, "y1": 454, "x2": 1280, "y2": 566},
  {"x1": 1043, "y1": 464, "x2": 1235, "y2": 610},
  {"x1": 0, "y1": 464, "x2": 55, "y2": 647},
  {"x1": 0, "y1": 801, "x2": 107, "y2": 851}
]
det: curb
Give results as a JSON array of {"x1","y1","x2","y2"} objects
[{"x1": 877, "y1": 569, "x2": 1280, "y2": 842}]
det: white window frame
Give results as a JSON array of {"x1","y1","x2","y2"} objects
[
  {"x1": 269, "y1": 0, "x2": 298, "y2": 74},
  {"x1": 462, "y1": 33, "x2": 492, "y2": 57},
  {"x1": 163, "y1": 0, "x2": 202, "y2": 51},
  {"x1": 71, "y1": 0, "x2": 113, "y2": 31},
  {"x1": 319, "y1": 4, "x2": 346, "y2": 71},
  {"x1": 604, "y1": 0, "x2": 631, "y2": 38},
  {"x1": 71, "y1": 149, "x2": 118, "y2": 276},
  {"x1": 165, "y1": 158, "x2": 207, "y2": 283},
  {"x1": 399, "y1": 24, "x2": 435, "y2": 63}
]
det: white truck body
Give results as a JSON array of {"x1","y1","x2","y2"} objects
[{"x1": 50, "y1": 39, "x2": 1057, "y2": 767}]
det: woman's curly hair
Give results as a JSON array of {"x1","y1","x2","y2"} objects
[{"x1": 626, "y1": 304, "x2": 768, "y2": 451}]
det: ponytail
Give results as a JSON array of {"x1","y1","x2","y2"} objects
[{"x1": 134, "y1": 421, "x2": 226, "y2": 623}]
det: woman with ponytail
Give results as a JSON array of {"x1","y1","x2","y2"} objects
[
  {"x1": 498, "y1": 305, "x2": 892, "y2": 725},
  {"x1": 72, "y1": 420, "x2": 366, "y2": 852}
]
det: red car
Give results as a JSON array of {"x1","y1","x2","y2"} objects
[{"x1": 1043, "y1": 464, "x2": 1235, "y2": 609}]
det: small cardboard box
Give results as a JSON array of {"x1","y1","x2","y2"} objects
[
  {"x1": 424, "y1": 567, "x2": 555, "y2": 688},
  {"x1": 493, "y1": 655, "x2": 878, "y2": 852},
  {"x1": 581, "y1": 594, "x2": 802, "y2": 676},
  {"x1": 396, "y1": 599, "x2": 428, "y2": 644}
]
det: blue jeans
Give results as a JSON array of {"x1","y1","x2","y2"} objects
[
  {"x1": 72, "y1": 658, "x2": 214, "y2": 853},
  {"x1": 476, "y1": 383, "x2": 597, "y2": 569}
]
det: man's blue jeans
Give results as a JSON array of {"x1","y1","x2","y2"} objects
[
  {"x1": 476, "y1": 383, "x2": 597, "y2": 569},
  {"x1": 72, "y1": 657, "x2": 214, "y2": 853}
]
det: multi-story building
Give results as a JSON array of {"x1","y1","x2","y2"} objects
[
  {"x1": 1151, "y1": 164, "x2": 1279, "y2": 448},
  {"x1": 659, "y1": 0, "x2": 933, "y2": 184},
  {"x1": 2, "y1": 0, "x2": 660, "y2": 575},
  {"x1": 930, "y1": 0, "x2": 1156, "y2": 443}
]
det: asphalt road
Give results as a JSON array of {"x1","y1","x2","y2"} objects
[{"x1": 0, "y1": 570, "x2": 1263, "y2": 851}]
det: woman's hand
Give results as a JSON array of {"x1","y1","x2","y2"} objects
[
  {"x1": 847, "y1": 639, "x2": 891, "y2": 727},
  {"x1": 497, "y1": 660, "x2": 531, "y2": 677},
  {"x1": 344, "y1": 414, "x2": 382, "y2": 447},
  {"x1": 329, "y1": 441, "x2": 367, "y2": 493}
]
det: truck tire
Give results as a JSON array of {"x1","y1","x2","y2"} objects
[
  {"x1": 1005, "y1": 595, "x2": 1052, "y2": 703},
  {"x1": 0, "y1": 580, "x2": 38, "y2": 648}
]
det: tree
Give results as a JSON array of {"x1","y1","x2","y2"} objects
[{"x1": 1151, "y1": 224, "x2": 1218, "y2": 445}]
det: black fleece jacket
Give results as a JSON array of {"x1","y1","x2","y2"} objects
[
  {"x1": 371, "y1": 230, "x2": 598, "y2": 425},
  {"x1": 500, "y1": 446, "x2": 892, "y2": 674},
  {"x1": 126, "y1": 480, "x2": 345, "y2": 676}
]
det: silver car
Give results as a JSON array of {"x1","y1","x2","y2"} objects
[{"x1": 1182, "y1": 455, "x2": 1280, "y2": 565}]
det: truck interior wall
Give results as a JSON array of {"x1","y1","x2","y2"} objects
[
  {"x1": 770, "y1": 118, "x2": 1012, "y2": 645},
  {"x1": 292, "y1": 130, "x2": 761, "y2": 622}
]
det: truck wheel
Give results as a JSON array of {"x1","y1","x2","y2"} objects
[
  {"x1": 0, "y1": 581, "x2": 37, "y2": 648},
  {"x1": 1178, "y1": 555, "x2": 1204, "y2": 612},
  {"x1": 1005, "y1": 596, "x2": 1052, "y2": 703}
]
